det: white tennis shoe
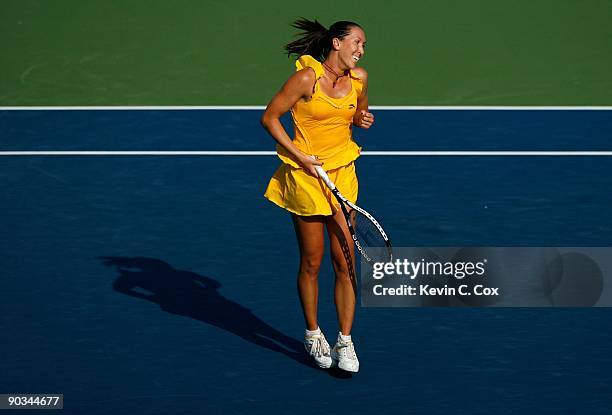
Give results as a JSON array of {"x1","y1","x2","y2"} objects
[
  {"x1": 304, "y1": 329, "x2": 333, "y2": 369},
  {"x1": 331, "y1": 333, "x2": 360, "y2": 372}
]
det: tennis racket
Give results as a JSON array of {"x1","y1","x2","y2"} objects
[{"x1": 314, "y1": 164, "x2": 392, "y2": 263}]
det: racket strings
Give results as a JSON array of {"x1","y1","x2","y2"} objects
[
  {"x1": 351, "y1": 210, "x2": 383, "y2": 246},
  {"x1": 349, "y1": 209, "x2": 392, "y2": 262}
]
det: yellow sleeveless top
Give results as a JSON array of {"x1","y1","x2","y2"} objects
[{"x1": 276, "y1": 55, "x2": 363, "y2": 170}]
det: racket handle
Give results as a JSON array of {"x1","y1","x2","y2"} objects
[{"x1": 314, "y1": 165, "x2": 336, "y2": 190}]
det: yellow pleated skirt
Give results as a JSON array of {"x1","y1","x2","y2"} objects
[{"x1": 264, "y1": 161, "x2": 358, "y2": 216}]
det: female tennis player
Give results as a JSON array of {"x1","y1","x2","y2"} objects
[{"x1": 261, "y1": 19, "x2": 373, "y2": 372}]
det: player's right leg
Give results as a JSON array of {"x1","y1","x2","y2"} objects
[{"x1": 291, "y1": 214, "x2": 332, "y2": 368}]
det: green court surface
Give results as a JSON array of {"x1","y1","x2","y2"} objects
[{"x1": 1, "y1": 0, "x2": 611, "y2": 105}]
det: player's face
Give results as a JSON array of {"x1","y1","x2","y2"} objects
[{"x1": 336, "y1": 27, "x2": 366, "y2": 70}]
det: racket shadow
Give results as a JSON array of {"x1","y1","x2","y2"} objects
[{"x1": 98, "y1": 256, "x2": 309, "y2": 366}]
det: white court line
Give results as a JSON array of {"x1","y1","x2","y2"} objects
[
  {"x1": 1, "y1": 106, "x2": 612, "y2": 111},
  {"x1": 2, "y1": 151, "x2": 612, "y2": 156},
  {"x1": 2, "y1": 108, "x2": 609, "y2": 156}
]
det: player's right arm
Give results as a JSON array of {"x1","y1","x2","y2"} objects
[{"x1": 261, "y1": 69, "x2": 322, "y2": 176}]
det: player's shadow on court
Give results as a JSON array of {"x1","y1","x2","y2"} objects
[{"x1": 98, "y1": 256, "x2": 309, "y2": 366}]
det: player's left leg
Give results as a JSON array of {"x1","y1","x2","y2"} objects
[
  {"x1": 326, "y1": 209, "x2": 360, "y2": 372},
  {"x1": 326, "y1": 209, "x2": 357, "y2": 335}
]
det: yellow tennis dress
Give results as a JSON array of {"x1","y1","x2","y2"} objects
[{"x1": 264, "y1": 55, "x2": 364, "y2": 216}]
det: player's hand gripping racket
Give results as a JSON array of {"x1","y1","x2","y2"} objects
[{"x1": 314, "y1": 164, "x2": 393, "y2": 263}]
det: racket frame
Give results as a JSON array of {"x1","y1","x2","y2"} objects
[{"x1": 314, "y1": 165, "x2": 392, "y2": 262}]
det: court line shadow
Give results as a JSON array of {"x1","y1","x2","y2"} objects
[{"x1": 98, "y1": 256, "x2": 309, "y2": 367}]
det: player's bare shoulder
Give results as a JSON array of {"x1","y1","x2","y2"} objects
[
  {"x1": 352, "y1": 67, "x2": 368, "y2": 82},
  {"x1": 284, "y1": 68, "x2": 317, "y2": 98}
]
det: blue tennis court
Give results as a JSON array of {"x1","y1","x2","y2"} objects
[{"x1": 1, "y1": 109, "x2": 611, "y2": 414}]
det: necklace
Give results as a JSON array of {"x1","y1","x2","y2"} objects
[{"x1": 322, "y1": 61, "x2": 347, "y2": 88}]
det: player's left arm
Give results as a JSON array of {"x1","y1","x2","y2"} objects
[{"x1": 352, "y1": 67, "x2": 374, "y2": 129}]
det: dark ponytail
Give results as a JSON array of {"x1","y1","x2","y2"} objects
[{"x1": 284, "y1": 18, "x2": 361, "y2": 61}]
